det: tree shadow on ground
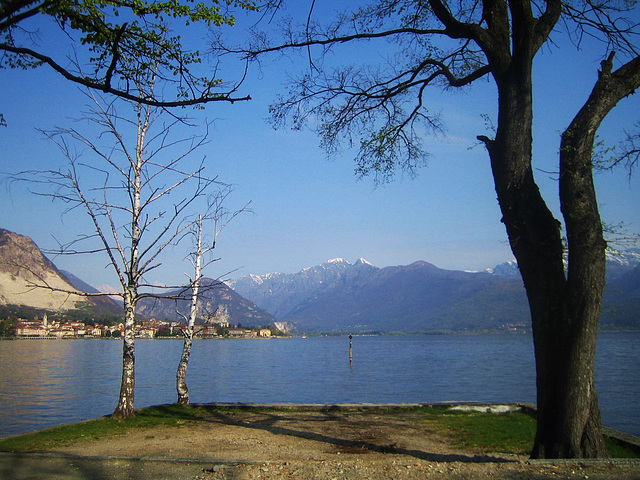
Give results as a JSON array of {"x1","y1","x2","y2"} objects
[{"x1": 193, "y1": 406, "x2": 518, "y2": 464}]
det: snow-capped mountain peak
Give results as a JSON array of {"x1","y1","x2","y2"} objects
[
  {"x1": 606, "y1": 248, "x2": 640, "y2": 267},
  {"x1": 354, "y1": 258, "x2": 374, "y2": 267},
  {"x1": 485, "y1": 260, "x2": 520, "y2": 278},
  {"x1": 325, "y1": 258, "x2": 348, "y2": 265},
  {"x1": 226, "y1": 251, "x2": 640, "y2": 332},
  {"x1": 247, "y1": 273, "x2": 265, "y2": 285}
]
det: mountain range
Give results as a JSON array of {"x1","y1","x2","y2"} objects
[
  {"x1": 0, "y1": 228, "x2": 275, "y2": 326},
  {"x1": 228, "y1": 252, "x2": 640, "y2": 333},
  {"x1": 2, "y1": 227, "x2": 639, "y2": 333},
  {"x1": 228, "y1": 258, "x2": 530, "y2": 332}
]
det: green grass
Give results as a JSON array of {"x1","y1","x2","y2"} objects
[
  {"x1": 420, "y1": 407, "x2": 639, "y2": 458},
  {"x1": 0, "y1": 404, "x2": 199, "y2": 452},
  {"x1": 422, "y1": 408, "x2": 537, "y2": 455},
  {"x1": 605, "y1": 437, "x2": 640, "y2": 458}
]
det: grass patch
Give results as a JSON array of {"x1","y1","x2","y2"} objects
[
  {"x1": 423, "y1": 409, "x2": 536, "y2": 455},
  {"x1": 605, "y1": 437, "x2": 640, "y2": 458},
  {"x1": 0, "y1": 404, "x2": 199, "y2": 453},
  {"x1": 421, "y1": 407, "x2": 639, "y2": 458}
]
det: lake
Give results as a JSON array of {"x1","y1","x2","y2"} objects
[{"x1": 0, "y1": 332, "x2": 638, "y2": 438}]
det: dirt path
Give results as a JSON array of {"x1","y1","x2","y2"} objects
[{"x1": 3, "y1": 407, "x2": 640, "y2": 479}]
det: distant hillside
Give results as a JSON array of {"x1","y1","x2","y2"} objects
[
  {"x1": 487, "y1": 249, "x2": 640, "y2": 282},
  {"x1": 0, "y1": 228, "x2": 276, "y2": 326},
  {"x1": 5, "y1": 225, "x2": 637, "y2": 333},
  {"x1": 229, "y1": 258, "x2": 529, "y2": 333},
  {"x1": 283, "y1": 260, "x2": 530, "y2": 333},
  {"x1": 601, "y1": 264, "x2": 640, "y2": 330},
  {"x1": 487, "y1": 251, "x2": 640, "y2": 330},
  {"x1": 229, "y1": 258, "x2": 376, "y2": 318},
  {"x1": 136, "y1": 278, "x2": 277, "y2": 326},
  {"x1": 230, "y1": 255, "x2": 640, "y2": 333},
  {"x1": 60, "y1": 270, "x2": 123, "y2": 313},
  {"x1": 0, "y1": 228, "x2": 119, "y2": 314}
]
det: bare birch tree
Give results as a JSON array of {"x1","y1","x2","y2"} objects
[
  {"x1": 176, "y1": 187, "x2": 248, "y2": 406},
  {"x1": 15, "y1": 73, "x2": 220, "y2": 419}
]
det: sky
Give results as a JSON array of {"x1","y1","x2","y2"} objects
[{"x1": 1, "y1": 1, "x2": 639, "y2": 293}]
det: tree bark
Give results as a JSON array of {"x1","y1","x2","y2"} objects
[
  {"x1": 176, "y1": 333, "x2": 193, "y2": 405},
  {"x1": 113, "y1": 114, "x2": 144, "y2": 420},
  {"x1": 481, "y1": 51, "x2": 640, "y2": 458},
  {"x1": 531, "y1": 53, "x2": 640, "y2": 458},
  {"x1": 480, "y1": 24, "x2": 601, "y2": 456},
  {"x1": 177, "y1": 214, "x2": 204, "y2": 406},
  {"x1": 439, "y1": 0, "x2": 607, "y2": 456},
  {"x1": 487, "y1": 72, "x2": 598, "y2": 457},
  {"x1": 113, "y1": 290, "x2": 136, "y2": 419}
]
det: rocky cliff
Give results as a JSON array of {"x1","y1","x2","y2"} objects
[{"x1": 0, "y1": 228, "x2": 120, "y2": 314}]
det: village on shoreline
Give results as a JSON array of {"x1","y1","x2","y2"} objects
[
  {"x1": 5, "y1": 311, "x2": 638, "y2": 339},
  {"x1": 7, "y1": 312, "x2": 288, "y2": 340}
]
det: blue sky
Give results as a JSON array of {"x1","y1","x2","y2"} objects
[{"x1": 1, "y1": 1, "x2": 639, "y2": 293}]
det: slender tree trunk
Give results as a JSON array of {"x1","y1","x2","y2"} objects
[
  {"x1": 176, "y1": 285, "x2": 199, "y2": 405},
  {"x1": 113, "y1": 289, "x2": 136, "y2": 419},
  {"x1": 177, "y1": 215, "x2": 203, "y2": 406},
  {"x1": 113, "y1": 113, "x2": 145, "y2": 420},
  {"x1": 176, "y1": 332, "x2": 193, "y2": 405}
]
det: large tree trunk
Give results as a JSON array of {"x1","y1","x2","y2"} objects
[
  {"x1": 482, "y1": 53, "x2": 607, "y2": 457},
  {"x1": 113, "y1": 290, "x2": 136, "y2": 419},
  {"x1": 483, "y1": 52, "x2": 640, "y2": 458},
  {"x1": 531, "y1": 53, "x2": 640, "y2": 458}
]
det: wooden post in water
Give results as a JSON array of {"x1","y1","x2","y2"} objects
[{"x1": 349, "y1": 334, "x2": 353, "y2": 364}]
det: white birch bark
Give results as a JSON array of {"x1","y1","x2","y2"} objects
[{"x1": 176, "y1": 214, "x2": 203, "y2": 405}]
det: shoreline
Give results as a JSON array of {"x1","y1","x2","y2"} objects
[
  {"x1": 2, "y1": 334, "x2": 638, "y2": 443},
  {"x1": 1, "y1": 403, "x2": 640, "y2": 480},
  {"x1": 4, "y1": 328, "x2": 640, "y2": 341},
  {"x1": 3, "y1": 401, "x2": 640, "y2": 452}
]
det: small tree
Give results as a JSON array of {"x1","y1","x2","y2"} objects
[
  {"x1": 176, "y1": 186, "x2": 248, "y2": 406},
  {"x1": 16, "y1": 72, "x2": 220, "y2": 419}
]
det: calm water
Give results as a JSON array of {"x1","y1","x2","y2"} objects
[{"x1": 0, "y1": 332, "x2": 638, "y2": 438}]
